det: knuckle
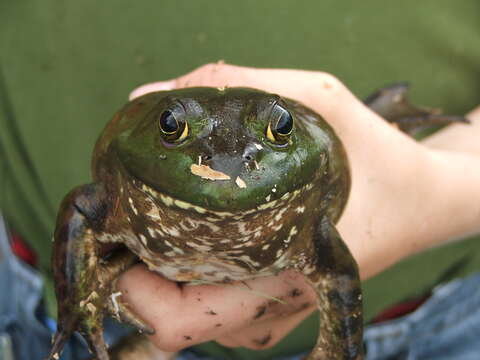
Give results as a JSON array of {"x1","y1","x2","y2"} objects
[
  {"x1": 178, "y1": 61, "x2": 242, "y2": 88},
  {"x1": 196, "y1": 62, "x2": 218, "y2": 74},
  {"x1": 312, "y1": 71, "x2": 344, "y2": 93},
  {"x1": 191, "y1": 62, "x2": 233, "y2": 79}
]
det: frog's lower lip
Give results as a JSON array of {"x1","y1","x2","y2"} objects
[{"x1": 134, "y1": 181, "x2": 312, "y2": 219}]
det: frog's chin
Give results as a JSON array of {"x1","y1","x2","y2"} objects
[{"x1": 135, "y1": 181, "x2": 313, "y2": 219}]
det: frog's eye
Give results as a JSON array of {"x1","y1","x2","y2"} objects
[
  {"x1": 266, "y1": 104, "x2": 294, "y2": 146},
  {"x1": 158, "y1": 109, "x2": 189, "y2": 143}
]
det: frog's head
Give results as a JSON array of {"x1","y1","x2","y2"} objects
[{"x1": 111, "y1": 87, "x2": 340, "y2": 213}]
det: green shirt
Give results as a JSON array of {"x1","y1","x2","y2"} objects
[{"x1": 1, "y1": 1, "x2": 479, "y2": 359}]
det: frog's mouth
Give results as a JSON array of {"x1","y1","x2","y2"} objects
[{"x1": 134, "y1": 180, "x2": 313, "y2": 220}]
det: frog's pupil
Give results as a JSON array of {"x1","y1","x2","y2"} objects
[
  {"x1": 160, "y1": 110, "x2": 178, "y2": 133},
  {"x1": 275, "y1": 107, "x2": 293, "y2": 135}
]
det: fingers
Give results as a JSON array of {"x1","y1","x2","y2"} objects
[
  {"x1": 216, "y1": 300, "x2": 314, "y2": 350},
  {"x1": 129, "y1": 79, "x2": 177, "y2": 100},
  {"x1": 117, "y1": 265, "x2": 316, "y2": 352}
]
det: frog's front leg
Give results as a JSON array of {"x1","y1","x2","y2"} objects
[
  {"x1": 47, "y1": 183, "x2": 142, "y2": 360},
  {"x1": 301, "y1": 216, "x2": 363, "y2": 360}
]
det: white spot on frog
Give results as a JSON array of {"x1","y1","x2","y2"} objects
[
  {"x1": 284, "y1": 226, "x2": 298, "y2": 244},
  {"x1": 295, "y1": 206, "x2": 306, "y2": 214},
  {"x1": 173, "y1": 247, "x2": 185, "y2": 255},
  {"x1": 280, "y1": 191, "x2": 291, "y2": 201},
  {"x1": 274, "y1": 207, "x2": 288, "y2": 222},
  {"x1": 175, "y1": 199, "x2": 192, "y2": 210},
  {"x1": 272, "y1": 224, "x2": 283, "y2": 231},
  {"x1": 186, "y1": 242, "x2": 212, "y2": 252},
  {"x1": 164, "y1": 226, "x2": 180, "y2": 237},
  {"x1": 237, "y1": 222, "x2": 251, "y2": 236},
  {"x1": 139, "y1": 234, "x2": 148, "y2": 246},
  {"x1": 145, "y1": 202, "x2": 161, "y2": 220},
  {"x1": 160, "y1": 194, "x2": 174, "y2": 207},
  {"x1": 257, "y1": 200, "x2": 278, "y2": 211},
  {"x1": 289, "y1": 226, "x2": 298, "y2": 236},
  {"x1": 128, "y1": 197, "x2": 138, "y2": 215},
  {"x1": 97, "y1": 232, "x2": 133, "y2": 244},
  {"x1": 235, "y1": 176, "x2": 247, "y2": 189},
  {"x1": 147, "y1": 227, "x2": 157, "y2": 238}
]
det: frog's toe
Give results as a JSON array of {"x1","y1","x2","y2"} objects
[
  {"x1": 82, "y1": 327, "x2": 109, "y2": 360},
  {"x1": 47, "y1": 312, "x2": 108, "y2": 360},
  {"x1": 108, "y1": 291, "x2": 155, "y2": 335},
  {"x1": 47, "y1": 330, "x2": 69, "y2": 360}
]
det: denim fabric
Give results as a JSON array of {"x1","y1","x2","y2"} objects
[
  {"x1": 363, "y1": 273, "x2": 480, "y2": 360},
  {"x1": 0, "y1": 215, "x2": 53, "y2": 360},
  {"x1": 1, "y1": 213, "x2": 479, "y2": 360}
]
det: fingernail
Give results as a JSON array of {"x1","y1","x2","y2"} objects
[{"x1": 129, "y1": 80, "x2": 176, "y2": 100}]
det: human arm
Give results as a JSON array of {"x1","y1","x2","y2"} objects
[{"x1": 117, "y1": 64, "x2": 480, "y2": 352}]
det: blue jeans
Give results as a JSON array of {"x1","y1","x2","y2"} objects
[{"x1": 1, "y1": 215, "x2": 479, "y2": 360}]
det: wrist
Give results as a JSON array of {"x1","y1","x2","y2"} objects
[
  {"x1": 422, "y1": 149, "x2": 480, "y2": 243},
  {"x1": 338, "y1": 141, "x2": 436, "y2": 279}
]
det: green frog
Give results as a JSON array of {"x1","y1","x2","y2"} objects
[{"x1": 47, "y1": 85, "x2": 466, "y2": 360}]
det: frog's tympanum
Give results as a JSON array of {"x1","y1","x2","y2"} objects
[{"x1": 48, "y1": 85, "x2": 467, "y2": 360}]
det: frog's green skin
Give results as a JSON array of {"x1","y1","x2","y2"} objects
[{"x1": 49, "y1": 85, "x2": 465, "y2": 360}]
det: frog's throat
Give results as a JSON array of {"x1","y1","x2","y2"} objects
[{"x1": 133, "y1": 181, "x2": 313, "y2": 219}]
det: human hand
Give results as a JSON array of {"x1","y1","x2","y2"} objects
[{"x1": 118, "y1": 63, "x2": 480, "y2": 352}]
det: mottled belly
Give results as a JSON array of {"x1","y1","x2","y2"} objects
[{"x1": 140, "y1": 253, "x2": 278, "y2": 283}]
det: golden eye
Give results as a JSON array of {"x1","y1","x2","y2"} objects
[
  {"x1": 266, "y1": 104, "x2": 294, "y2": 145},
  {"x1": 158, "y1": 109, "x2": 189, "y2": 143},
  {"x1": 177, "y1": 122, "x2": 189, "y2": 141},
  {"x1": 266, "y1": 122, "x2": 276, "y2": 142}
]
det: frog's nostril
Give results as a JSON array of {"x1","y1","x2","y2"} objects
[{"x1": 242, "y1": 143, "x2": 261, "y2": 162}]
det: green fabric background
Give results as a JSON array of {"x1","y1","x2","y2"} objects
[{"x1": 1, "y1": 1, "x2": 479, "y2": 359}]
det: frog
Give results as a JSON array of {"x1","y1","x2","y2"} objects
[{"x1": 47, "y1": 84, "x2": 467, "y2": 360}]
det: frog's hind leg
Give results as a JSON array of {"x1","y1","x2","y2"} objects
[
  {"x1": 364, "y1": 83, "x2": 469, "y2": 135},
  {"x1": 47, "y1": 184, "x2": 138, "y2": 360},
  {"x1": 300, "y1": 216, "x2": 363, "y2": 360}
]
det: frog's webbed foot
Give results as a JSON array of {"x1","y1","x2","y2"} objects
[
  {"x1": 47, "y1": 184, "x2": 140, "y2": 360},
  {"x1": 364, "y1": 83, "x2": 469, "y2": 135},
  {"x1": 299, "y1": 216, "x2": 363, "y2": 360}
]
